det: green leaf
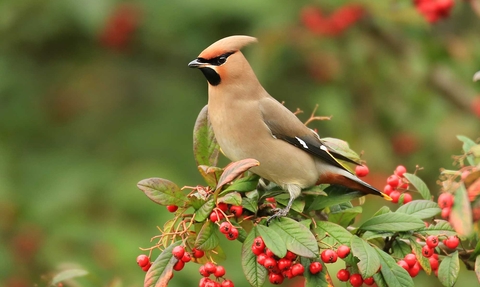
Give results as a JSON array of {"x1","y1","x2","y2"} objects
[
  {"x1": 351, "y1": 236, "x2": 381, "y2": 279},
  {"x1": 470, "y1": 240, "x2": 480, "y2": 260},
  {"x1": 301, "y1": 257, "x2": 332, "y2": 287},
  {"x1": 256, "y1": 225, "x2": 287, "y2": 258},
  {"x1": 374, "y1": 246, "x2": 414, "y2": 287},
  {"x1": 322, "y1": 137, "x2": 361, "y2": 163},
  {"x1": 221, "y1": 174, "x2": 260, "y2": 194},
  {"x1": 438, "y1": 251, "x2": 460, "y2": 287},
  {"x1": 391, "y1": 238, "x2": 412, "y2": 259},
  {"x1": 145, "y1": 241, "x2": 182, "y2": 287},
  {"x1": 315, "y1": 221, "x2": 353, "y2": 246},
  {"x1": 372, "y1": 272, "x2": 388, "y2": 287},
  {"x1": 403, "y1": 173, "x2": 431, "y2": 200},
  {"x1": 193, "y1": 105, "x2": 220, "y2": 167},
  {"x1": 457, "y1": 135, "x2": 477, "y2": 166},
  {"x1": 409, "y1": 239, "x2": 432, "y2": 275},
  {"x1": 362, "y1": 231, "x2": 394, "y2": 241},
  {"x1": 359, "y1": 212, "x2": 425, "y2": 232},
  {"x1": 416, "y1": 220, "x2": 457, "y2": 237},
  {"x1": 194, "y1": 198, "x2": 215, "y2": 222},
  {"x1": 218, "y1": 192, "x2": 242, "y2": 206},
  {"x1": 396, "y1": 200, "x2": 441, "y2": 219},
  {"x1": 307, "y1": 185, "x2": 363, "y2": 212},
  {"x1": 50, "y1": 269, "x2": 88, "y2": 286},
  {"x1": 276, "y1": 196, "x2": 305, "y2": 213},
  {"x1": 242, "y1": 197, "x2": 258, "y2": 214},
  {"x1": 215, "y1": 159, "x2": 260, "y2": 193},
  {"x1": 197, "y1": 165, "x2": 222, "y2": 188},
  {"x1": 242, "y1": 228, "x2": 267, "y2": 287},
  {"x1": 373, "y1": 206, "x2": 392, "y2": 216},
  {"x1": 475, "y1": 255, "x2": 480, "y2": 284},
  {"x1": 269, "y1": 217, "x2": 318, "y2": 258},
  {"x1": 329, "y1": 206, "x2": 362, "y2": 228},
  {"x1": 450, "y1": 184, "x2": 473, "y2": 237},
  {"x1": 137, "y1": 178, "x2": 187, "y2": 206},
  {"x1": 194, "y1": 221, "x2": 219, "y2": 251}
]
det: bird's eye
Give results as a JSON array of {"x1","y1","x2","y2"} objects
[{"x1": 216, "y1": 55, "x2": 227, "y2": 65}]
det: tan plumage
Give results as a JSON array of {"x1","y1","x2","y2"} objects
[{"x1": 189, "y1": 35, "x2": 390, "y2": 221}]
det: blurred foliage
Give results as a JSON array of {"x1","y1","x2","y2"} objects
[{"x1": 0, "y1": 0, "x2": 478, "y2": 286}]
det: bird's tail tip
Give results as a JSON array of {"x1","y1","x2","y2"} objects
[{"x1": 380, "y1": 191, "x2": 392, "y2": 201}]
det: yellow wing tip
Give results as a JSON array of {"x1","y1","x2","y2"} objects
[{"x1": 381, "y1": 192, "x2": 392, "y2": 201}]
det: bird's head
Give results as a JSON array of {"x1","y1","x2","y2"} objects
[{"x1": 188, "y1": 35, "x2": 258, "y2": 86}]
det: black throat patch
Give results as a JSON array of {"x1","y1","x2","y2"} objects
[{"x1": 200, "y1": 67, "x2": 221, "y2": 86}]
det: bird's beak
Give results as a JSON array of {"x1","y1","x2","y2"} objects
[{"x1": 188, "y1": 58, "x2": 203, "y2": 68}]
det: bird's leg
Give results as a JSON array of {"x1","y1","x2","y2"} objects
[{"x1": 267, "y1": 184, "x2": 301, "y2": 225}]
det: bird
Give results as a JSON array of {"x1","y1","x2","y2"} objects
[{"x1": 188, "y1": 35, "x2": 391, "y2": 222}]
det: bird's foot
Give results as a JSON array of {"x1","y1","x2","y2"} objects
[{"x1": 266, "y1": 207, "x2": 289, "y2": 226}]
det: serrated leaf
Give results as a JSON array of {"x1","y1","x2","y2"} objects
[
  {"x1": 475, "y1": 255, "x2": 480, "y2": 284},
  {"x1": 391, "y1": 238, "x2": 412, "y2": 259},
  {"x1": 145, "y1": 241, "x2": 182, "y2": 287},
  {"x1": 256, "y1": 225, "x2": 287, "y2": 258},
  {"x1": 137, "y1": 178, "x2": 187, "y2": 206},
  {"x1": 403, "y1": 173, "x2": 431, "y2": 200},
  {"x1": 315, "y1": 221, "x2": 353, "y2": 246},
  {"x1": 457, "y1": 135, "x2": 477, "y2": 165},
  {"x1": 221, "y1": 174, "x2": 260, "y2": 194},
  {"x1": 438, "y1": 251, "x2": 460, "y2": 287},
  {"x1": 409, "y1": 239, "x2": 432, "y2": 275},
  {"x1": 50, "y1": 269, "x2": 88, "y2": 286},
  {"x1": 351, "y1": 236, "x2": 381, "y2": 278},
  {"x1": 242, "y1": 228, "x2": 267, "y2": 287},
  {"x1": 216, "y1": 159, "x2": 260, "y2": 193},
  {"x1": 197, "y1": 165, "x2": 222, "y2": 187},
  {"x1": 329, "y1": 206, "x2": 362, "y2": 228},
  {"x1": 218, "y1": 192, "x2": 242, "y2": 206},
  {"x1": 374, "y1": 246, "x2": 414, "y2": 287},
  {"x1": 194, "y1": 221, "x2": 219, "y2": 251},
  {"x1": 396, "y1": 200, "x2": 441, "y2": 219},
  {"x1": 301, "y1": 257, "x2": 333, "y2": 287},
  {"x1": 269, "y1": 217, "x2": 318, "y2": 258},
  {"x1": 193, "y1": 105, "x2": 220, "y2": 167},
  {"x1": 307, "y1": 185, "x2": 363, "y2": 212},
  {"x1": 194, "y1": 198, "x2": 215, "y2": 222},
  {"x1": 450, "y1": 184, "x2": 473, "y2": 236},
  {"x1": 359, "y1": 212, "x2": 425, "y2": 232}
]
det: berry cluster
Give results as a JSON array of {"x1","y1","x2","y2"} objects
[
  {"x1": 211, "y1": 203, "x2": 243, "y2": 240},
  {"x1": 301, "y1": 5, "x2": 364, "y2": 37},
  {"x1": 413, "y1": 0, "x2": 455, "y2": 23},
  {"x1": 336, "y1": 269, "x2": 374, "y2": 287},
  {"x1": 382, "y1": 165, "x2": 412, "y2": 204},
  {"x1": 199, "y1": 262, "x2": 234, "y2": 287},
  {"x1": 437, "y1": 192, "x2": 454, "y2": 219},
  {"x1": 136, "y1": 254, "x2": 151, "y2": 272}
]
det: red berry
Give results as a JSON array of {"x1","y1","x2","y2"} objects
[
  {"x1": 284, "y1": 251, "x2": 297, "y2": 260},
  {"x1": 210, "y1": 212, "x2": 219, "y2": 222},
  {"x1": 283, "y1": 269, "x2": 294, "y2": 279},
  {"x1": 269, "y1": 273, "x2": 284, "y2": 285},
  {"x1": 182, "y1": 252, "x2": 191, "y2": 262},
  {"x1": 387, "y1": 175, "x2": 400, "y2": 188},
  {"x1": 429, "y1": 257, "x2": 439, "y2": 270},
  {"x1": 253, "y1": 237, "x2": 266, "y2": 251},
  {"x1": 192, "y1": 248, "x2": 205, "y2": 258},
  {"x1": 364, "y1": 277, "x2": 374, "y2": 285},
  {"x1": 383, "y1": 184, "x2": 393, "y2": 195},
  {"x1": 136, "y1": 254, "x2": 150, "y2": 267},
  {"x1": 199, "y1": 265, "x2": 210, "y2": 277},
  {"x1": 390, "y1": 190, "x2": 401, "y2": 203},
  {"x1": 263, "y1": 257, "x2": 277, "y2": 270},
  {"x1": 277, "y1": 258, "x2": 292, "y2": 271},
  {"x1": 230, "y1": 205, "x2": 243, "y2": 217},
  {"x1": 355, "y1": 165, "x2": 369, "y2": 177},
  {"x1": 401, "y1": 193, "x2": 412, "y2": 204},
  {"x1": 167, "y1": 205, "x2": 178, "y2": 212},
  {"x1": 461, "y1": 170, "x2": 470, "y2": 180},
  {"x1": 441, "y1": 207, "x2": 451, "y2": 219},
  {"x1": 214, "y1": 265, "x2": 226, "y2": 277},
  {"x1": 217, "y1": 202, "x2": 228, "y2": 212},
  {"x1": 397, "y1": 260, "x2": 409, "y2": 271},
  {"x1": 321, "y1": 249, "x2": 338, "y2": 263},
  {"x1": 309, "y1": 261, "x2": 323, "y2": 274},
  {"x1": 252, "y1": 246, "x2": 263, "y2": 256},
  {"x1": 265, "y1": 249, "x2": 275, "y2": 258},
  {"x1": 257, "y1": 253, "x2": 267, "y2": 265},
  {"x1": 422, "y1": 245, "x2": 434, "y2": 258},
  {"x1": 226, "y1": 227, "x2": 239, "y2": 240},
  {"x1": 204, "y1": 262, "x2": 217, "y2": 274},
  {"x1": 221, "y1": 280, "x2": 234, "y2": 287},
  {"x1": 172, "y1": 246, "x2": 185, "y2": 260},
  {"x1": 426, "y1": 235, "x2": 439, "y2": 248},
  {"x1": 336, "y1": 245, "x2": 350, "y2": 259},
  {"x1": 291, "y1": 263, "x2": 305, "y2": 276},
  {"x1": 404, "y1": 253, "x2": 417, "y2": 268},
  {"x1": 173, "y1": 260, "x2": 185, "y2": 271},
  {"x1": 141, "y1": 262, "x2": 151, "y2": 272},
  {"x1": 219, "y1": 222, "x2": 232, "y2": 234},
  {"x1": 408, "y1": 262, "x2": 420, "y2": 277},
  {"x1": 266, "y1": 197, "x2": 276, "y2": 203},
  {"x1": 395, "y1": 165, "x2": 407, "y2": 177},
  {"x1": 444, "y1": 236, "x2": 459, "y2": 249},
  {"x1": 438, "y1": 193, "x2": 454, "y2": 209},
  {"x1": 336, "y1": 269, "x2": 350, "y2": 281},
  {"x1": 199, "y1": 277, "x2": 210, "y2": 287},
  {"x1": 349, "y1": 273, "x2": 363, "y2": 287}
]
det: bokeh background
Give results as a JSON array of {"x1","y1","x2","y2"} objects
[{"x1": 1, "y1": 0, "x2": 479, "y2": 286}]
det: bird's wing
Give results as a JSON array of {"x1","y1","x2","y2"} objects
[{"x1": 259, "y1": 97, "x2": 357, "y2": 173}]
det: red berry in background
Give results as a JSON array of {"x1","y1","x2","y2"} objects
[
  {"x1": 408, "y1": 262, "x2": 421, "y2": 277},
  {"x1": 422, "y1": 245, "x2": 434, "y2": 258},
  {"x1": 336, "y1": 245, "x2": 351, "y2": 258},
  {"x1": 277, "y1": 258, "x2": 292, "y2": 271},
  {"x1": 444, "y1": 236, "x2": 460, "y2": 249},
  {"x1": 192, "y1": 248, "x2": 205, "y2": 259},
  {"x1": 397, "y1": 260, "x2": 410, "y2": 271},
  {"x1": 221, "y1": 279, "x2": 234, "y2": 287},
  {"x1": 309, "y1": 261, "x2": 323, "y2": 274},
  {"x1": 426, "y1": 235, "x2": 439, "y2": 248},
  {"x1": 219, "y1": 222, "x2": 232, "y2": 234},
  {"x1": 257, "y1": 253, "x2": 267, "y2": 265},
  {"x1": 199, "y1": 277, "x2": 210, "y2": 287},
  {"x1": 269, "y1": 273, "x2": 284, "y2": 285},
  {"x1": 336, "y1": 269, "x2": 350, "y2": 281},
  {"x1": 214, "y1": 265, "x2": 226, "y2": 277},
  {"x1": 137, "y1": 254, "x2": 150, "y2": 267},
  {"x1": 217, "y1": 202, "x2": 228, "y2": 212},
  {"x1": 321, "y1": 249, "x2": 338, "y2": 263},
  {"x1": 266, "y1": 197, "x2": 276, "y2": 203},
  {"x1": 291, "y1": 263, "x2": 305, "y2": 276},
  {"x1": 253, "y1": 237, "x2": 266, "y2": 251},
  {"x1": 364, "y1": 277, "x2": 375, "y2": 285},
  {"x1": 230, "y1": 205, "x2": 243, "y2": 217},
  {"x1": 209, "y1": 212, "x2": 220, "y2": 222},
  {"x1": 264, "y1": 257, "x2": 277, "y2": 270},
  {"x1": 383, "y1": 184, "x2": 393, "y2": 195},
  {"x1": 141, "y1": 262, "x2": 151, "y2": 272},
  {"x1": 390, "y1": 190, "x2": 401, "y2": 203},
  {"x1": 404, "y1": 253, "x2": 417, "y2": 268},
  {"x1": 355, "y1": 165, "x2": 369, "y2": 177},
  {"x1": 182, "y1": 252, "x2": 191, "y2": 262},
  {"x1": 387, "y1": 175, "x2": 400, "y2": 188},
  {"x1": 199, "y1": 265, "x2": 210, "y2": 277},
  {"x1": 349, "y1": 273, "x2": 363, "y2": 287},
  {"x1": 401, "y1": 193, "x2": 413, "y2": 204},
  {"x1": 226, "y1": 227, "x2": 239, "y2": 240},
  {"x1": 204, "y1": 262, "x2": 217, "y2": 274},
  {"x1": 284, "y1": 251, "x2": 297, "y2": 260},
  {"x1": 173, "y1": 259, "x2": 185, "y2": 271},
  {"x1": 172, "y1": 246, "x2": 185, "y2": 260},
  {"x1": 167, "y1": 205, "x2": 178, "y2": 213},
  {"x1": 441, "y1": 207, "x2": 451, "y2": 219},
  {"x1": 438, "y1": 193, "x2": 454, "y2": 209},
  {"x1": 461, "y1": 170, "x2": 471, "y2": 180},
  {"x1": 395, "y1": 165, "x2": 407, "y2": 177},
  {"x1": 429, "y1": 257, "x2": 439, "y2": 270},
  {"x1": 99, "y1": 3, "x2": 142, "y2": 49}
]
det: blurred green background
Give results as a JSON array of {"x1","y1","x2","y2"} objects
[{"x1": 0, "y1": 0, "x2": 479, "y2": 286}]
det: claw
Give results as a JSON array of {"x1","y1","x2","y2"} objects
[{"x1": 266, "y1": 207, "x2": 289, "y2": 226}]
